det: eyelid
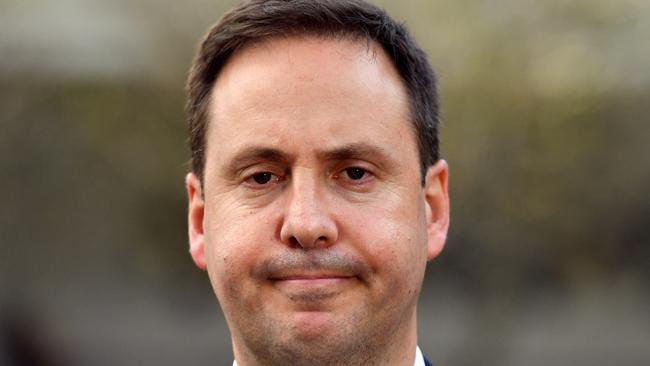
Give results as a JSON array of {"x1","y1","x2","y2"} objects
[
  {"x1": 237, "y1": 162, "x2": 287, "y2": 186},
  {"x1": 332, "y1": 163, "x2": 376, "y2": 187},
  {"x1": 242, "y1": 173, "x2": 283, "y2": 191},
  {"x1": 335, "y1": 159, "x2": 377, "y2": 174}
]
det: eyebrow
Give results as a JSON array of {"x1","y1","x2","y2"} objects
[
  {"x1": 316, "y1": 143, "x2": 394, "y2": 167},
  {"x1": 225, "y1": 147, "x2": 291, "y2": 174},
  {"x1": 223, "y1": 142, "x2": 395, "y2": 175}
]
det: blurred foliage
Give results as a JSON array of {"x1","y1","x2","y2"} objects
[
  {"x1": 1, "y1": 0, "x2": 649, "y2": 364},
  {"x1": 1, "y1": 0, "x2": 649, "y2": 311}
]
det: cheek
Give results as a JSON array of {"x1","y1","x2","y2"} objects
[
  {"x1": 203, "y1": 203, "x2": 274, "y2": 306},
  {"x1": 344, "y1": 192, "x2": 428, "y2": 287}
]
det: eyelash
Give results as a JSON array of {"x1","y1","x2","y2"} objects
[
  {"x1": 335, "y1": 167, "x2": 373, "y2": 184},
  {"x1": 241, "y1": 166, "x2": 375, "y2": 189},
  {"x1": 243, "y1": 171, "x2": 284, "y2": 188}
]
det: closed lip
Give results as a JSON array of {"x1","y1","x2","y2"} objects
[
  {"x1": 270, "y1": 275, "x2": 355, "y2": 293},
  {"x1": 269, "y1": 273, "x2": 355, "y2": 281}
]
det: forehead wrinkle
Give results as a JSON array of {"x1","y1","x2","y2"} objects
[
  {"x1": 206, "y1": 36, "x2": 416, "y2": 178},
  {"x1": 225, "y1": 146, "x2": 293, "y2": 173},
  {"x1": 223, "y1": 141, "x2": 398, "y2": 173},
  {"x1": 316, "y1": 142, "x2": 396, "y2": 167}
]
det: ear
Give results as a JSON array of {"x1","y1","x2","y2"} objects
[
  {"x1": 423, "y1": 160, "x2": 450, "y2": 261},
  {"x1": 186, "y1": 172, "x2": 207, "y2": 270}
]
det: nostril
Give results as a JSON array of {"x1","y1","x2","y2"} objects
[
  {"x1": 288, "y1": 235, "x2": 329, "y2": 249},
  {"x1": 289, "y1": 236, "x2": 301, "y2": 248}
]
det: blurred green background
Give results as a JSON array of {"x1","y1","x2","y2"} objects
[{"x1": 1, "y1": 0, "x2": 648, "y2": 365}]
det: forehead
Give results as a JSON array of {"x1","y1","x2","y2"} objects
[
  {"x1": 214, "y1": 35, "x2": 406, "y2": 99},
  {"x1": 205, "y1": 36, "x2": 418, "y2": 167}
]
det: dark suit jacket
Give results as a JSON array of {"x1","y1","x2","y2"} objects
[{"x1": 424, "y1": 356, "x2": 433, "y2": 366}]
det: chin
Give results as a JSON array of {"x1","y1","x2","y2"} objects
[{"x1": 288, "y1": 310, "x2": 342, "y2": 340}]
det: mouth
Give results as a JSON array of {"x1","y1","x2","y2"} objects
[
  {"x1": 270, "y1": 272, "x2": 354, "y2": 281},
  {"x1": 270, "y1": 273, "x2": 356, "y2": 286},
  {"x1": 269, "y1": 274, "x2": 358, "y2": 302},
  {"x1": 256, "y1": 250, "x2": 368, "y2": 303}
]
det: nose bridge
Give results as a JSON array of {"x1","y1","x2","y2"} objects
[
  {"x1": 280, "y1": 168, "x2": 337, "y2": 248},
  {"x1": 289, "y1": 171, "x2": 319, "y2": 219}
]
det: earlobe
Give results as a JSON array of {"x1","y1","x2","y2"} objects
[
  {"x1": 186, "y1": 173, "x2": 207, "y2": 270},
  {"x1": 423, "y1": 160, "x2": 450, "y2": 261}
]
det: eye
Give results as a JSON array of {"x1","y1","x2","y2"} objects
[
  {"x1": 344, "y1": 167, "x2": 367, "y2": 180},
  {"x1": 252, "y1": 172, "x2": 273, "y2": 185},
  {"x1": 244, "y1": 171, "x2": 281, "y2": 187},
  {"x1": 336, "y1": 166, "x2": 375, "y2": 189}
]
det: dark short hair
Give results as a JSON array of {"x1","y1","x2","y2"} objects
[{"x1": 186, "y1": 0, "x2": 439, "y2": 183}]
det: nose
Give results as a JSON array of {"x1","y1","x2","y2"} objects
[{"x1": 279, "y1": 173, "x2": 338, "y2": 249}]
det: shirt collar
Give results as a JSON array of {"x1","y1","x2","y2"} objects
[
  {"x1": 233, "y1": 345, "x2": 425, "y2": 366},
  {"x1": 414, "y1": 346, "x2": 426, "y2": 366}
]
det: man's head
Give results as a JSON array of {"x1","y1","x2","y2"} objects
[
  {"x1": 185, "y1": 1, "x2": 449, "y2": 365},
  {"x1": 186, "y1": 0, "x2": 440, "y2": 185}
]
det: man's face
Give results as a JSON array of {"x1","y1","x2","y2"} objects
[{"x1": 187, "y1": 37, "x2": 449, "y2": 364}]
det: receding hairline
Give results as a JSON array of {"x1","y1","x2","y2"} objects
[
  {"x1": 203, "y1": 33, "x2": 414, "y2": 162},
  {"x1": 207, "y1": 33, "x2": 404, "y2": 104},
  {"x1": 205, "y1": 31, "x2": 384, "y2": 102},
  {"x1": 186, "y1": 0, "x2": 441, "y2": 185}
]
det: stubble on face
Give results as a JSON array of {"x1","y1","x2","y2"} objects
[
  {"x1": 202, "y1": 36, "x2": 428, "y2": 366},
  {"x1": 233, "y1": 264, "x2": 418, "y2": 366},
  {"x1": 219, "y1": 225, "x2": 424, "y2": 366},
  {"x1": 219, "y1": 245, "x2": 418, "y2": 365}
]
